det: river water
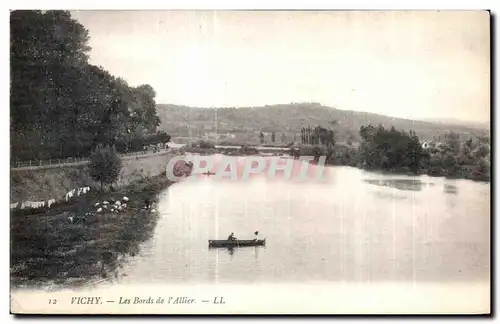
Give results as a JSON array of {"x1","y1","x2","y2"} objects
[{"x1": 114, "y1": 155, "x2": 490, "y2": 286}]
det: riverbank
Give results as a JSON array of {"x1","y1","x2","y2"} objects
[
  {"x1": 290, "y1": 145, "x2": 491, "y2": 183},
  {"x1": 10, "y1": 152, "x2": 180, "y2": 289},
  {"x1": 10, "y1": 172, "x2": 175, "y2": 290},
  {"x1": 329, "y1": 161, "x2": 491, "y2": 183},
  {"x1": 10, "y1": 152, "x2": 175, "y2": 203},
  {"x1": 172, "y1": 145, "x2": 490, "y2": 183}
]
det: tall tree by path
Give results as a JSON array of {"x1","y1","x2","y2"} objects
[{"x1": 10, "y1": 10, "x2": 167, "y2": 161}]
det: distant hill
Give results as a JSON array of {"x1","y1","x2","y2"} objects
[
  {"x1": 156, "y1": 102, "x2": 489, "y2": 143},
  {"x1": 422, "y1": 118, "x2": 491, "y2": 131}
]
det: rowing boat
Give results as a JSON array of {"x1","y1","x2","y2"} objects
[{"x1": 208, "y1": 239, "x2": 266, "y2": 248}]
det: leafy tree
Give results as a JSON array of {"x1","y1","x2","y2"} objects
[
  {"x1": 89, "y1": 145, "x2": 123, "y2": 191},
  {"x1": 358, "y1": 124, "x2": 425, "y2": 173},
  {"x1": 406, "y1": 132, "x2": 424, "y2": 173},
  {"x1": 442, "y1": 152, "x2": 458, "y2": 176},
  {"x1": 474, "y1": 144, "x2": 490, "y2": 159},
  {"x1": 189, "y1": 140, "x2": 215, "y2": 149},
  {"x1": 443, "y1": 131, "x2": 460, "y2": 155},
  {"x1": 323, "y1": 128, "x2": 336, "y2": 148},
  {"x1": 473, "y1": 158, "x2": 490, "y2": 181},
  {"x1": 11, "y1": 10, "x2": 91, "y2": 160},
  {"x1": 10, "y1": 10, "x2": 167, "y2": 162}
]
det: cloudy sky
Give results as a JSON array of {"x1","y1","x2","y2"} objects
[{"x1": 70, "y1": 10, "x2": 490, "y2": 123}]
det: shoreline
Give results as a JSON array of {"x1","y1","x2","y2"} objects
[
  {"x1": 329, "y1": 162, "x2": 491, "y2": 183},
  {"x1": 179, "y1": 148, "x2": 490, "y2": 183},
  {"x1": 10, "y1": 172, "x2": 175, "y2": 291},
  {"x1": 9, "y1": 152, "x2": 489, "y2": 290}
]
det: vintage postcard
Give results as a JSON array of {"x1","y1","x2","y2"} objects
[{"x1": 9, "y1": 10, "x2": 491, "y2": 315}]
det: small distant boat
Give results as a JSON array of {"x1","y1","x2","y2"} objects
[{"x1": 208, "y1": 239, "x2": 266, "y2": 248}]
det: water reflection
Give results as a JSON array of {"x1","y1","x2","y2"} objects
[
  {"x1": 111, "y1": 164, "x2": 489, "y2": 285},
  {"x1": 444, "y1": 184, "x2": 458, "y2": 194},
  {"x1": 209, "y1": 246, "x2": 265, "y2": 258},
  {"x1": 364, "y1": 179, "x2": 424, "y2": 191},
  {"x1": 372, "y1": 191, "x2": 407, "y2": 201},
  {"x1": 208, "y1": 246, "x2": 236, "y2": 256}
]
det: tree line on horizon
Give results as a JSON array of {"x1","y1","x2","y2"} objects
[
  {"x1": 300, "y1": 125, "x2": 335, "y2": 147},
  {"x1": 10, "y1": 10, "x2": 170, "y2": 162},
  {"x1": 292, "y1": 124, "x2": 490, "y2": 182}
]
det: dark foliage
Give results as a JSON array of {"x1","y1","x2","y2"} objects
[
  {"x1": 331, "y1": 125, "x2": 490, "y2": 181},
  {"x1": 10, "y1": 10, "x2": 168, "y2": 162},
  {"x1": 88, "y1": 144, "x2": 122, "y2": 190}
]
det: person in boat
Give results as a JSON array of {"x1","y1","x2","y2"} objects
[
  {"x1": 253, "y1": 231, "x2": 260, "y2": 241},
  {"x1": 227, "y1": 232, "x2": 237, "y2": 241}
]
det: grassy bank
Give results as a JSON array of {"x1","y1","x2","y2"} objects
[
  {"x1": 10, "y1": 152, "x2": 177, "y2": 289},
  {"x1": 10, "y1": 153, "x2": 174, "y2": 203},
  {"x1": 10, "y1": 172, "x2": 174, "y2": 290}
]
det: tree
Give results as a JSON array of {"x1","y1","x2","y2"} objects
[
  {"x1": 473, "y1": 157, "x2": 490, "y2": 181},
  {"x1": 129, "y1": 84, "x2": 160, "y2": 134},
  {"x1": 444, "y1": 131, "x2": 460, "y2": 155},
  {"x1": 358, "y1": 124, "x2": 425, "y2": 173},
  {"x1": 10, "y1": 10, "x2": 167, "y2": 161},
  {"x1": 89, "y1": 145, "x2": 123, "y2": 191},
  {"x1": 474, "y1": 144, "x2": 490, "y2": 159},
  {"x1": 406, "y1": 133, "x2": 424, "y2": 173},
  {"x1": 189, "y1": 140, "x2": 215, "y2": 149},
  {"x1": 441, "y1": 152, "x2": 458, "y2": 176},
  {"x1": 11, "y1": 10, "x2": 92, "y2": 160},
  {"x1": 316, "y1": 126, "x2": 335, "y2": 148}
]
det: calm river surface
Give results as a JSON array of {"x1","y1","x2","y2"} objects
[{"x1": 116, "y1": 155, "x2": 490, "y2": 285}]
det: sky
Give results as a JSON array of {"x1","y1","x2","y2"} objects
[{"x1": 70, "y1": 10, "x2": 490, "y2": 123}]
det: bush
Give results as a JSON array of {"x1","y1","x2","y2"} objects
[
  {"x1": 239, "y1": 146, "x2": 259, "y2": 155},
  {"x1": 89, "y1": 144, "x2": 123, "y2": 191},
  {"x1": 189, "y1": 140, "x2": 216, "y2": 149}
]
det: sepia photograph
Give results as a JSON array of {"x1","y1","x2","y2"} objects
[{"x1": 9, "y1": 9, "x2": 491, "y2": 315}]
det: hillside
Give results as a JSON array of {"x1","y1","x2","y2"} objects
[
  {"x1": 156, "y1": 102, "x2": 489, "y2": 144},
  {"x1": 422, "y1": 118, "x2": 491, "y2": 131}
]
